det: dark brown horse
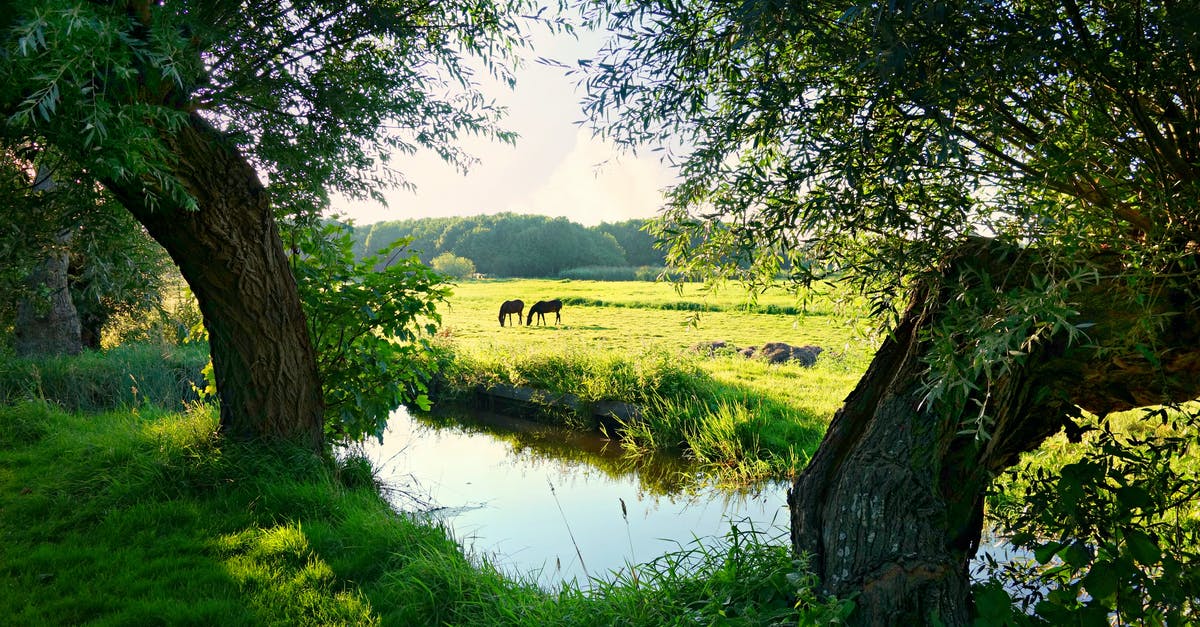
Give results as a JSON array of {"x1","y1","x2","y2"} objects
[
  {"x1": 526, "y1": 299, "x2": 562, "y2": 326},
  {"x1": 498, "y1": 299, "x2": 524, "y2": 326}
]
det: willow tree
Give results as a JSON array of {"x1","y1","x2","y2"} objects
[
  {"x1": 580, "y1": 0, "x2": 1200, "y2": 623},
  {"x1": 2, "y1": 1, "x2": 542, "y2": 448}
]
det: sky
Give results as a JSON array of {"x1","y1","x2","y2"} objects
[{"x1": 328, "y1": 24, "x2": 677, "y2": 228}]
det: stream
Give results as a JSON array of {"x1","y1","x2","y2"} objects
[
  {"x1": 357, "y1": 406, "x2": 790, "y2": 589},
  {"x1": 356, "y1": 406, "x2": 1029, "y2": 592}
]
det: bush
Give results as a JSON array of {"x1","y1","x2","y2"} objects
[
  {"x1": 288, "y1": 221, "x2": 449, "y2": 442},
  {"x1": 430, "y1": 253, "x2": 476, "y2": 280}
]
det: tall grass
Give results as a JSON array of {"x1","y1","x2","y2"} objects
[
  {"x1": 433, "y1": 342, "x2": 836, "y2": 484},
  {"x1": 0, "y1": 400, "x2": 844, "y2": 624},
  {"x1": 0, "y1": 342, "x2": 209, "y2": 411}
]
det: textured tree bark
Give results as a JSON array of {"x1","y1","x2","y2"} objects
[
  {"x1": 14, "y1": 229, "x2": 82, "y2": 357},
  {"x1": 105, "y1": 113, "x2": 325, "y2": 450},
  {"x1": 788, "y1": 239, "x2": 1200, "y2": 625}
]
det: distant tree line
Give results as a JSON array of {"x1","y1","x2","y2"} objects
[{"x1": 351, "y1": 214, "x2": 667, "y2": 278}]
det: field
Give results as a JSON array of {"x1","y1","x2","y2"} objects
[{"x1": 430, "y1": 278, "x2": 877, "y2": 481}]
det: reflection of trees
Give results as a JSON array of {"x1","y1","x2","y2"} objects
[{"x1": 413, "y1": 406, "x2": 730, "y2": 497}]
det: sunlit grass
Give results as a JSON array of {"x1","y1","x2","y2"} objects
[
  {"x1": 0, "y1": 401, "x2": 839, "y2": 625},
  {"x1": 428, "y1": 279, "x2": 874, "y2": 483},
  {"x1": 433, "y1": 339, "x2": 860, "y2": 484}
]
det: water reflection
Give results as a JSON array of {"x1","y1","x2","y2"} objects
[{"x1": 360, "y1": 406, "x2": 790, "y2": 588}]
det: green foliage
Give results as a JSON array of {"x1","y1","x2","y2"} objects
[
  {"x1": 987, "y1": 406, "x2": 1200, "y2": 624},
  {"x1": 356, "y1": 214, "x2": 660, "y2": 277},
  {"x1": 1, "y1": 1, "x2": 557, "y2": 220},
  {"x1": 581, "y1": 0, "x2": 1198, "y2": 311},
  {"x1": 593, "y1": 219, "x2": 668, "y2": 268},
  {"x1": 0, "y1": 402, "x2": 844, "y2": 624},
  {"x1": 66, "y1": 197, "x2": 174, "y2": 349},
  {"x1": 0, "y1": 148, "x2": 173, "y2": 350},
  {"x1": 101, "y1": 279, "x2": 204, "y2": 349},
  {"x1": 288, "y1": 220, "x2": 449, "y2": 442},
  {"x1": 430, "y1": 252, "x2": 477, "y2": 280},
  {"x1": 920, "y1": 259, "x2": 1101, "y2": 439}
]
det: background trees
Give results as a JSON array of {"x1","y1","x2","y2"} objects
[
  {"x1": 0, "y1": 148, "x2": 170, "y2": 356},
  {"x1": 354, "y1": 213, "x2": 666, "y2": 276},
  {"x1": 580, "y1": 0, "x2": 1200, "y2": 622}
]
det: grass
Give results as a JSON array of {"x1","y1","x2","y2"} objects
[
  {"x1": 0, "y1": 400, "x2": 849, "y2": 625},
  {"x1": 430, "y1": 279, "x2": 874, "y2": 483},
  {"x1": 0, "y1": 342, "x2": 209, "y2": 411}
]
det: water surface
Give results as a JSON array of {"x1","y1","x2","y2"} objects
[{"x1": 360, "y1": 407, "x2": 790, "y2": 588}]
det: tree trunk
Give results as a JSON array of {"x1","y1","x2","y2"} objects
[
  {"x1": 105, "y1": 113, "x2": 324, "y2": 450},
  {"x1": 14, "y1": 229, "x2": 81, "y2": 358},
  {"x1": 788, "y1": 239, "x2": 1200, "y2": 624}
]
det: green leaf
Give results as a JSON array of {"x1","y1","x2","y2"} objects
[
  {"x1": 1034, "y1": 599, "x2": 1073, "y2": 623},
  {"x1": 1033, "y1": 541, "x2": 1063, "y2": 565},
  {"x1": 972, "y1": 582, "x2": 1012, "y2": 620},
  {"x1": 1115, "y1": 486, "x2": 1153, "y2": 510},
  {"x1": 1126, "y1": 530, "x2": 1160, "y2": 567},
  {"x1": 1062, "y1": 541, "x2": 1092, "y2": 568},
  {"x1": 1081, "y1": 560, "x2": 1118, "y2": 603}
]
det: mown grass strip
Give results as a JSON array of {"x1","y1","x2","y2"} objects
[{"x1": 559, "y1": 295, "x2": 830, "y2": 317}]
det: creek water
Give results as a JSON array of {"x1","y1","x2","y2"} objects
[
  {"x1": 357, "y1": 406, "x2": 791, "y2": 589},
  {"x1": 357, "y1": 406, "x2": 1026, "y2": 592}
]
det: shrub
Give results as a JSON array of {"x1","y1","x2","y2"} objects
[{"x1": 430, "y1": 253, "x2": 476, "y2": 280}]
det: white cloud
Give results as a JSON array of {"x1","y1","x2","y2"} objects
[
  {"x1": 327, "y1": 24, "x2": 678, "y2": 228},
  {"x1": 509, "y1": 130, "x2": 672, "y2": 226}
]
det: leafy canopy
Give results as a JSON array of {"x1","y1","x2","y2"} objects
[
  {"x1": 578, "y1": 2, "x2": 1200, "y2": 621},
  {"x1": 578, "y1": 0, "x2": 1198, "y2": 305},
  {"x1": 2, "y1": 0, "x2": 564, "y2": 219}
]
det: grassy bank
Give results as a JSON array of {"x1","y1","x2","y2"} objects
[
  {"x1": 431, "y1": 279, "x2": 873, "y2": 483},
  {"x1": 0, "y1": 401, "x2": 849, "y2": 625},
  {"x1": 435, "y1": 343, "x2": 856, "y2": 483}
]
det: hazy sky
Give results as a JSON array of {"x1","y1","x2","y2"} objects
[{"x1": 328, "y1": 25, "x2": 676, "y2": 228}]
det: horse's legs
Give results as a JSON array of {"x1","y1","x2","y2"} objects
[{"x1": 555, "y1": 311, "x2": 561, "y2": 324}]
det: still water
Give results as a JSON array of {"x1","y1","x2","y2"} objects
[{"x1": 358, "y1": 406, "x2": 790, "y2": 589}]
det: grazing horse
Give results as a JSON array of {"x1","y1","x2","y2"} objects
[
  {"x1": 498, "y1": 299, "x2": 524, "y2": 327},
  {"x1": 526, "y1": 299, "x2": 563, "y2": 326}
]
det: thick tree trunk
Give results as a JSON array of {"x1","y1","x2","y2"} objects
[
  {"x1": 788, "y1": 239, "x2": 1200, "y2": 624},
  {"x1": 14, "y1": 229, "x2": 81, "y2": 357},
  {"x1": 105, "y1": 113, "x2": 324, "y2": 450}
]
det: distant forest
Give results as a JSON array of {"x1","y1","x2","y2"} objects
[{"x1": 350, "y1": 214, "x2": 667, "y2": 278}]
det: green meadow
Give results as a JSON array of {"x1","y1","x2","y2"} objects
[{"x1": 430, "y1": 279, "x2": 876, "y2": 482}]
